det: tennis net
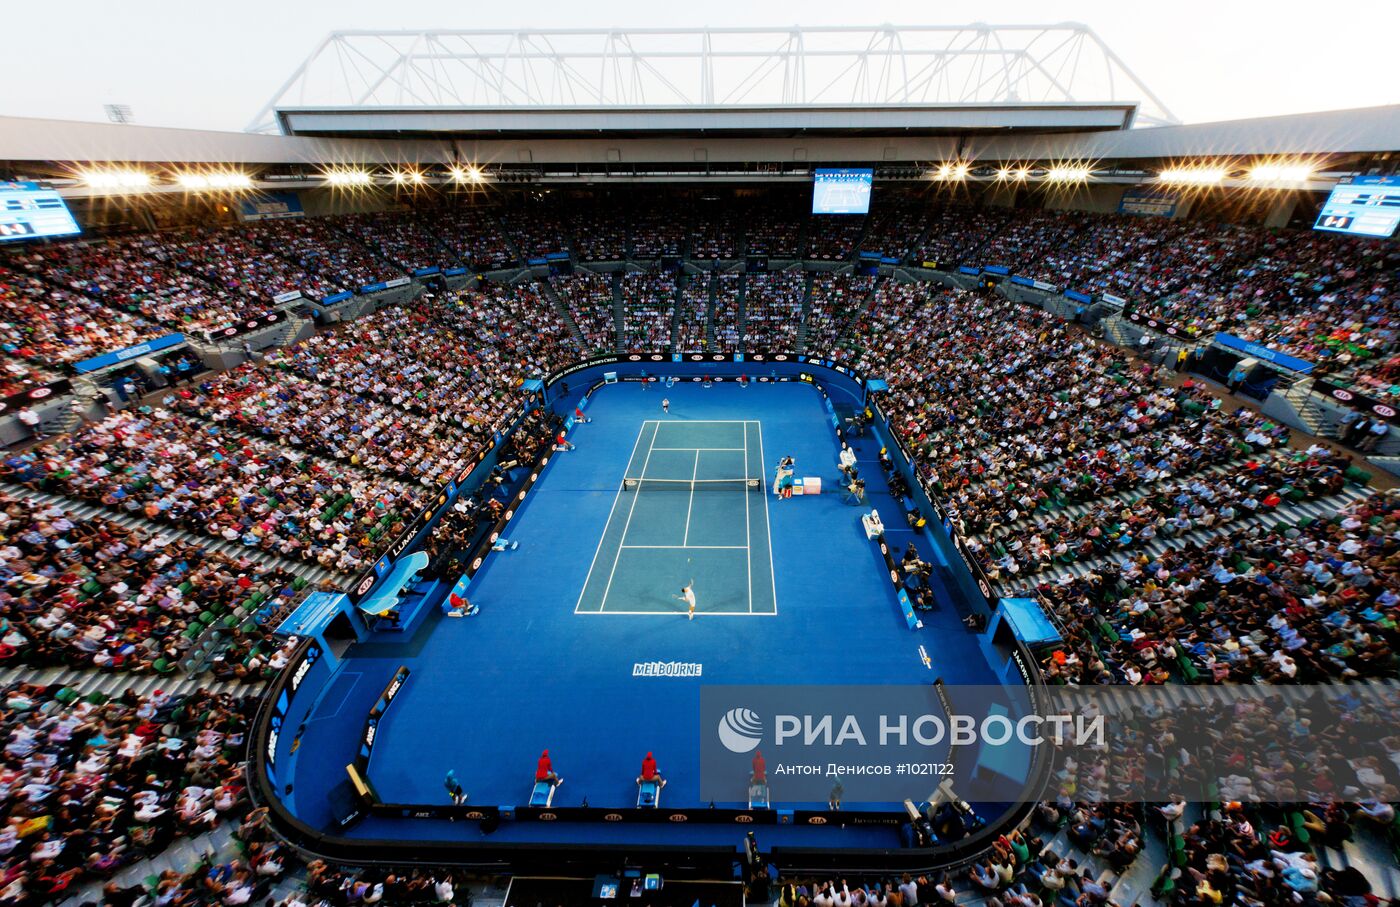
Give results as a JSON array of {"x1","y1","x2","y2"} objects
[{"x1": 623, "y1": 477, "x2": 762, "y2": 494}]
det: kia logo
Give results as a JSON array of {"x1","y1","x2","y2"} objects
[
  {"x1": 1377, "y1": 406, "x2": 1396, "y2": 418},
  {"x1": 471, "y1": 557, "x2": 483, "y2": 570},
  {"x1": 539, "y1": 812, "x2": 558, "y2": 821},
  {"x1": 807, "y1": 816, "x2": 828, "y2": 825},
  {"x1": 668, "y1": 814, "x2": 689, "y2": 823},
  {"x1": 1333, "y1": 389, "x2": 1353, "y2": 400},
  {"x1": 628, "y1": 355, "x2": 641, "y2": 361},
  {"x1": 465, "y1": 811, "x2": 484, "y2": 820},
  {"x1": 735, "y1": 815, "x2": 754, "y2": 823},
  {"x1": 29, "y1": 389, "x2": 52, "y2": 400},
  {"x1": 489, "y1": 532, "x2": 499, "y2": 542},
  {"x1": 604, "y1": 813, "x2": 623, "y2": 822}
]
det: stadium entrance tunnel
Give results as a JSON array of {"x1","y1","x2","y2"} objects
[{"x1": 248, "y1": 354, "x2": 1051, "y2": 876}]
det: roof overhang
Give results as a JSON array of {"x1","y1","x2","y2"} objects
[{"x1": 274, "y1": 102, "x2": 1139, "y2": 139}]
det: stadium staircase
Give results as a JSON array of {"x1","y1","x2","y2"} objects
[
  {"x1": 1278, "y1": 378, "x2": 1335, "y2": 436},
  {"x1": 668, "y1": 274, "x2": 687, "y2": 356},
  {"x1": 537, "y1": 276, "x2": 588, "y2": 348},
  {"x1": 735, "y1": 272, "x2": 748, "y2": 352},
  {"x1": 704, "y1": 271, "x2": 719, "y2": 347},
  {"x1": 490, "y1": 209, "x2": 528, "y2": 268},
  {"x1": 995, "y1": 480, "x2": 1373, "y2": 594},
  {"x1": 795, "y1": 272, "x2": 817, "y2": 354},
  {"x1": 1, "y1": 484, "x2": 343, "y2": 588},
  {"x1": 902, "y1": 219, "x2": 938, "y2": 267},
  {"x1": 610, "y1": 271, "x2": 626, "y2": 352},
  {"x1": 0, "y1": 660, "x2": 265, "y2": 701}
]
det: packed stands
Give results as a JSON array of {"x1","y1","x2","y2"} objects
[
  {"x1": 0, "y1": 260, "x2": 162, "y2": 369},
  {"x1": 553, "y1": 271, "x2": 616, "y2": 352},
  {"x1": 498, "y1": 205, "x2": 570, "y2": 260},
  {"x1": 674, "y1": 274, "x2": 710, "y2": 352},
  {"x1": 170, "y1": 226, "x2": 338, "y2": 301},
  {"x1": 252, "y1": 218, "x2": 399, "y2": 292},
  {"x1": 807, "y1": 214, "x2": 865, "y2": 261},
  {"x1": 427, "y1": 206, "x2": 518, "y2": 270},
  {"x1": 26, "y1": 238, "x2": 263, "y2": 336},
  {"x1": 628, "y1": 205, "x2": 687, "y2": 260},
  {"x1": 688, "y1": 210, "x2": 738, "y2": 260},
  {"x1": 712, "y1": 272, "x2": 742, "y2": 349},
  {"x1": 0, "y1": 682, "x2": 267, "y2": 903},
  {"x1": 913, "y1": 204, "x2": 1012, "y2": 269},
  {"x1": 620, "y1": 271, "x2": 676, "y2": 350},
  {"x1": 339, "y1": 211, "x2": 458, "y2": 273},
  {"x1": 743, "y1": 204, "x2": 806, "y2": 258},
  {"x1": 741, "y1": 271, "x2": 804, "y2": 350},
  {"x1": 0, "y1": 489, "x2": 301, "y2": 673},
  {"x1": 802, "y1": 272, "x2": 876, "y2": 356},
  {"x1": 568, "y1": 207, "x2": 629, "y2": 262}
]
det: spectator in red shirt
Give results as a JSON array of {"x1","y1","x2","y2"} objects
[
  {"x1": 636, "y1": 751, "x2": 664, "y2": 787},
  {"x1": 535, "y1": 749, "x2": 561, "y2": 787}
]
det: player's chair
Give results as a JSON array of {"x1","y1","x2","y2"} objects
[
  {"x1": 637, "y1": 779, "x2": 662, "y2": 808},
  {"x1": 529, "y1": 781, "x2": 555, "y2": 807}
]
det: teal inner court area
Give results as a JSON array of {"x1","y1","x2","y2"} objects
[{"x1": 574, "y1": 418, "x2": 776, "y2": 616}]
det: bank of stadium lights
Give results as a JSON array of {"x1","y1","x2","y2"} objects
[
  {"x1": 449, "y1": 165, "x2": 485, "y2": 184},
  {"x1": 390, "y1": 169, "x2": 425, "y2": 186},
  {"x1": 176, "y1": 172, "x2": 253, "y2": 191},
  {"x1": 1248, "y1": 162, "x2": 1314, "y2": 185},
  {"x1": 1156, "y1": 166, "x2": 1228, "y2": 187},
  {"x1": 1044, "y1": 166, "x2": 1094, "y2": 184},
  {"x1": 996, "y1": 166, "x2": 1030, "y2": 182},
  {"x1": 80, "y1": 169, "x2": 151, "y2": 190},
  {"x1": 321, "y1": 168, "x2": 373, "y2": 187},
  {"x1": 930, "y1": 162, "x2": 970, "y2": 181}
]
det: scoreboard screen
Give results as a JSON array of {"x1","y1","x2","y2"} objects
[
  {"x1": 1313, "y1": 175, "x2": 1400, "y2": 238},
  {"x1": 812, "y1": 168, "x2": 873, "y2": 215},
  {"x1": 0, "y1": 182, "x2": 81, "y2": 243}
]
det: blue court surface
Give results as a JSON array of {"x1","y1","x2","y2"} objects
[{"x1": 286, "y1": 381, "x2": 1012, "y2": 841}]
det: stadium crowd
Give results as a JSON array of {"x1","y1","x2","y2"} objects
[
  {"x1": 0, "y1": 192, "x2": 1398, "y2": 904},
  {"x1": 0, "y1": 683, "x2": 260, "y2": 904}
]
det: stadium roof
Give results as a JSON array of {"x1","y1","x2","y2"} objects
[{"x1": 249, "y1": 25, "x2": 1181, "y2": 135}]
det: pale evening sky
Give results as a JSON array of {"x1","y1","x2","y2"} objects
[{"x1": 4, "y1": 0, "x2": 1397, "y2": 132}]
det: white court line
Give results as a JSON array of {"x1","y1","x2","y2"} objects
[
  {"x1": 598, "y1": 421, "x2": 660, "y2": 614},
  {"x1": 682, "y1": 449, "x2": 698, "y2": 546},
  {"x1": 744, "y1": 421, "x2": 752, "y2": 615},
  {"x1": 756, "y1": 419, "x2": 778, "y2": 616},
  {"x1": 578, "y1": 610, "x2": 780, "y2": 617},
  {"x1": 620, "y1": 545, "x2": 747, "y2": 550},
  {"x1": 590, "y1": 422, "x2": 660, "y2": 613},
  {"x1": 573, "y1": 420, "x2": 652, "y2": 614},
  {"x1": 650, "y1": 447, "x2": 745, "y2": 451}
]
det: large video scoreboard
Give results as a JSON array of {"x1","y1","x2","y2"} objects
[
  {"x1": 0, "y1": 182, "x2": 82, "y2": 243},
  {"x1": 1313, "y1": 175, "x2": 1400, "y2": 238}
]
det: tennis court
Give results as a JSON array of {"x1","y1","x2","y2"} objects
[{"x1": 574, "y1": 419, "x2": 777, "y2": 615}]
